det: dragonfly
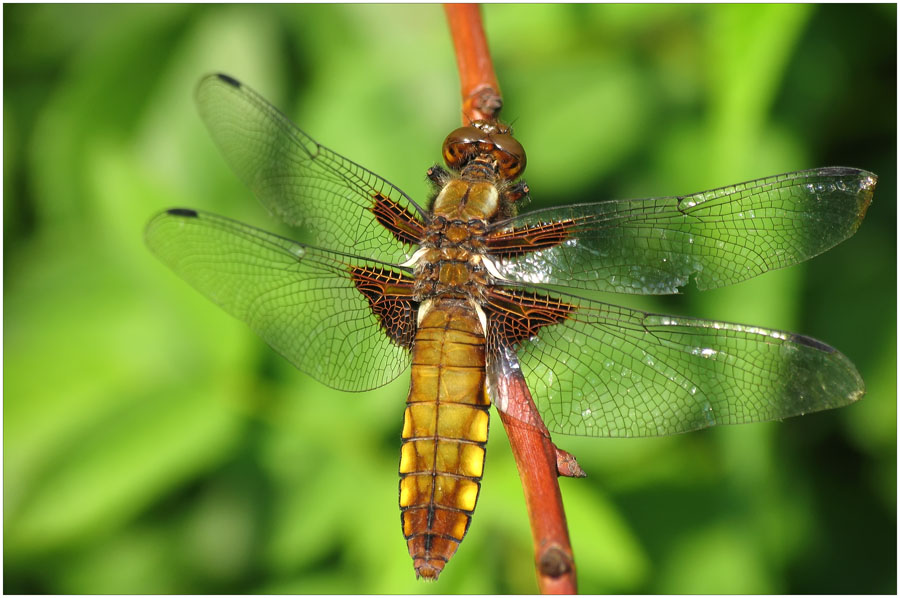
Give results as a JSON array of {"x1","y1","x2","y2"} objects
[{"x1": 146, "y1": 73, "x2": 875, "y2": 580}]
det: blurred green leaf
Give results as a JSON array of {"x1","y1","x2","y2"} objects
[{"x1": 658, "y1": 524, "x2": 775, "y2": 593}]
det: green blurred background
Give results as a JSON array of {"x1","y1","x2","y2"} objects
[{"x1": 4, "y1": 4, "x2": 896, "y2": 594}]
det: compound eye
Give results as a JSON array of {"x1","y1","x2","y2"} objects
[
  {"x1": 491, "y1": 133, "x2": 526, "y2": 179},
  {"x1": 443, "y1": 126, "x2": 487, "y2": 170}
]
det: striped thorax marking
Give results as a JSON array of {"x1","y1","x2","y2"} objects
[{"x1": 432, "y1": 179, "x2": 500, "y2": 220}]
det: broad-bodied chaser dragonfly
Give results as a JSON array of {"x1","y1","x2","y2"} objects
[{"x1": 146, "y1": 73, "x2": 875, "y2": 580}]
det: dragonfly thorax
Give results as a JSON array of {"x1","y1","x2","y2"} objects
[
  {"x1": 412, "y1": 246, "x2": 489, "y2": 305},
  {"x1": 432, "y1": 179, "x2": 501, "y2": 221},
  {"x1": 415, "y1": 179, "x2": 502, "y2": 305}
]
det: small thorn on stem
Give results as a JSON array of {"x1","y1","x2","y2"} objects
[{"x1": 555, "y1": 447, "x2": 586, "y2": 478}]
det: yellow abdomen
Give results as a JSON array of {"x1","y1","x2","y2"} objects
[{"x1": 399, "y1": 299, "x2": 490, "y2": 579}]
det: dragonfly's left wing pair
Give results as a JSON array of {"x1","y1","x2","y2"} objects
[{"x1": 147, "y1": 74, "x2": 426, "y2": 393}]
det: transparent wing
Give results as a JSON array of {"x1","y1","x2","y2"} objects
[
  {"x1": 507, "y1": 288, "x2": 864, "y2": 437},
  {"x1": 145, "y1": 208, "x2": 412, "y2": 391},
  {"x1": 195, "y1": 73, "x2": 427, "y2": 263},
  {"x1": 491, "y1": 168, "x2": 875, "y2": 294}
]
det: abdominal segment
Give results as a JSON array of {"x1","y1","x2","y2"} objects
[{"x1": 399, "y1": 300, "x2": 490, "y2": 580}]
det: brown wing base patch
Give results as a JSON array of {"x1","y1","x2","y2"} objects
[
  {"x1": 485, "y1": 288, "x2": 575, "y2": 348},
  {"x1": 486, "y1": 219, "x2": 576, "y2": 257},
  {"x1": 371, "y1": 192, "x2": 427, "y2": 246},
  {"x1": 350, "y1": 266, "x2": 417, "y2": 348}
]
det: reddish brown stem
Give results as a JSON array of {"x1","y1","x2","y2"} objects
[
  {"x1": 493, "y1": 357, "x2": 580, "y2": 594},
  {"x1": 444, "y1": 4, "x2": 503, "y2": 123},
  {"x1": 444, "y1": 6, "x2": 580, "y2": 592}
]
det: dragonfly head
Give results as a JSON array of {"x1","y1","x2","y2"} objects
[{"x1": 442, "y1": 121, "x2": 526, "y2": 181}]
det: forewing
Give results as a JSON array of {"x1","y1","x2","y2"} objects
[
  {"x1": 491, "y1": 168, "x2": 875, "y2": 294},
  {"x1": 195, "y1": 73, "x2": 427, "y2": 263},
  {"x1": 497, "y1": 288, "x2": 864, "y2": 437},
  {"x1": 145, "y1": 208, "x2": 414, "y2": 391}
]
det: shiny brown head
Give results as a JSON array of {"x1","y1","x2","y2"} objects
[{"x1": 442, "y1": 121, "x2": 526, "y2": 181}]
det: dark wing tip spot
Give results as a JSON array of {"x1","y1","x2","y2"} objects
[
  {"x1": 167, "y1": 208, "x2": 199, "y2": 218},
  {"x1": 216, "y1": 73, "x2": 241, "y2": 88},
  {"x1": 789, "y1": 333, "x2": 835, "y2": 353}
]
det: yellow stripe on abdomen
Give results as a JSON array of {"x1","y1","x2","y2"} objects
[{"x1": 399, "y1": 300, "x2": 490, "y2": 580}]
